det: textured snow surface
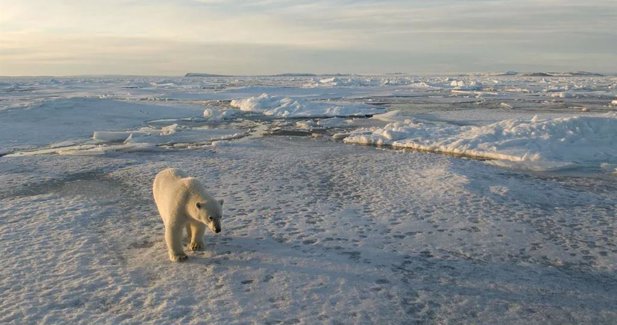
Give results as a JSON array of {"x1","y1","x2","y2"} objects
[
  {"x1": 1, "y1": 75, "x2": 617, "y2": 324},
  {"x1": 1, "y1": 138, "x2": 616, "y2": 324}
]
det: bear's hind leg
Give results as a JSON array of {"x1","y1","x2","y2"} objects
[
  {"x1": 165, "y1": 222, "x2": 187, "y2": 262},
  {"x1": 188, "y1": 221, "x2": 206, "y2": 251}
]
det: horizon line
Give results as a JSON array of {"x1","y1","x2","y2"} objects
[{"x1": 1, "y1": 70, "x2": 615, "y2": 78}]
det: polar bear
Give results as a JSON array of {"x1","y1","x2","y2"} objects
[{"x1": 153, "y1": 168, "x2": 223, "y2": 262}]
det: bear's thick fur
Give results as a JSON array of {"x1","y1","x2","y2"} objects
[{"x1": 153, "y1": 168, "x2": 223, "y2": 262}]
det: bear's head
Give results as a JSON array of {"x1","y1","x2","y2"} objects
[{"x1": 195, "y1": 200, "x2": 223, "y2": 233}]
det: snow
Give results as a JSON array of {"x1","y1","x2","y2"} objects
[
  {"x1": 2, "y1": 138, "x2": 616, "y2": 324},
  {"x1": 342, "y1": 113, "x2": 617, "y2": 171},
  {"x1": 450, "y1": 80, "x2": 483, "y2": 90},
  {"x1": 229, "y1": 93, "x2": 379, "y2": 117},
  {"x1": 1, "y1": 74, "x2": 617, "y2": 324},
  {"x1": 203, "y1": 107, "x2": 240, "y2": 121}
]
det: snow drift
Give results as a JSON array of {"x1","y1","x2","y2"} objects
[{"x1": 341, "y1": 113, "x2": 617, "y2": 171}]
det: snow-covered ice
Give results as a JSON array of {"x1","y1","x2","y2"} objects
[
  {"x1": 341, "y1": 113, "x2": 617, "y2": 171},
  {"x1": 1, "y1": 74, "x2": 616, "y2": 324},
  {"x1": 0, "y1": 97, "x2": 205, "y2": 152}
]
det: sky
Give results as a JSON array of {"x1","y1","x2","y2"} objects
[{"x1": 1, "y1": 0, "x2": 616, "y2": 76}]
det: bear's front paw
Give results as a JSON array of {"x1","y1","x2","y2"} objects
[
  {"x1": 188, "y1": 241, "x2": 205, "y2": 251},
  {"x1": 170, "y1": 253, "x2": 188, "y2": 262}
]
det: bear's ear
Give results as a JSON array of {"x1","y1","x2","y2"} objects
[
  {"x1": 218, "y1": 199, "x2": 224, "y2": 206},
  {"x1": 196, "y1": 202, "x2": 202, "y2": 209}
]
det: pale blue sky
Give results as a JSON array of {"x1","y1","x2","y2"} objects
[{"x1": 1, "y1": 0, "x2": 615, "y2": 75}]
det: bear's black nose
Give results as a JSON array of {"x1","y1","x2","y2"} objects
[{"x1": 215, "y1": 228, "x2": 221, "y2": 233}]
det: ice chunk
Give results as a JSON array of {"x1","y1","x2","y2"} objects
[
  {"x1": 450, "y1": 80, "x2": 483, "y2": 90},
  {"x1": 203, "y1": 107, "x2": 240, "y2": 121},
  {"x1": 295, "y1": 120, "x2": 316, "y2": 129},
  {"x1": 160, "y1": 124, "x2": 179, "y2": 135},
  {"x1": 450, "y1": 80, "x2": 465, "y2": 88},
  {"x1": 230, "y1": 93, "x2": 378, "y2": 118}
]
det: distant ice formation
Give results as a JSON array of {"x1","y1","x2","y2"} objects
[{"x1": 230, "y1": 93, "x2": 379, "y2": 117}]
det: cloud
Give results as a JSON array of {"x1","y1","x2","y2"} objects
[{"x1": 1, "y1": 0, "x2": 615, "y2": 75}]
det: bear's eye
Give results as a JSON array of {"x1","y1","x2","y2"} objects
[
  {"x1": 196, "y1": 202, "x2": 202, "y2": 209},
  {"x1": 208, "y1": 217, "x2": 213, "y2": 221}
]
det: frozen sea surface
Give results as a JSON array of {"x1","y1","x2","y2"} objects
[
  {"x1": 2, "y1": 74, "x2": 616, "y2": 171},
  {"x1": 1, "y1": 75, "x2": 616, "y2": 324}
]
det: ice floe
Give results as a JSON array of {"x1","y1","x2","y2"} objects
[{"x1": 0, "y1": 98, "x2": 204, "y2": 151}]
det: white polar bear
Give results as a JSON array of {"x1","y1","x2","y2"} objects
[{"x1": 153, "y1": 168, "x2": 223, "y2": 262}]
